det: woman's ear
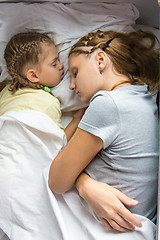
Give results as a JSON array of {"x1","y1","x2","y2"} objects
[
  {"x1": 96, "y1": 51, "x2": 108, "y2": 71},
  {"x1": 26, "y1": 68, "x2": 39, "y2": 83}
]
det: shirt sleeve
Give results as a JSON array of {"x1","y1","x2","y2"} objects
[
  {"x1": 78, "y1": 92, "x2": 120, "y2": 149},
  {"x1": 44, "y1": 96, "x2": 63, "y2": 129}
]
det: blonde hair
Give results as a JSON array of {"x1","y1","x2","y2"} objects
[
  {"x1": 1, "y1": 31, "x2": 55, "y2": 93},
  {"x1": 69, "y1": 30, "x2": 160, "y2": 92}
]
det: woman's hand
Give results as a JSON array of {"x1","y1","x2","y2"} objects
[{"x1": 75, "y1": 172, "x2": 142, "y2": 232}]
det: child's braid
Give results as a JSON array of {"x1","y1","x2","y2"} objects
[{"x1": 4, "y1": 32, "x2": 54, "y2": 93}]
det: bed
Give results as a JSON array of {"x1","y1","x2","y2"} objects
[{"x1": 0, "y1": 1, "x2": 159, "y2": 240}]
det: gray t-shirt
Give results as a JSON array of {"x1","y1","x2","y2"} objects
[{"x1": 78, "y1": 85, "x2": 158, "y2": 221}]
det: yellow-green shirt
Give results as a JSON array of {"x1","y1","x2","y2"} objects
[{"x1": 0, "y1": 85, "x2": 63, "y2": 129}]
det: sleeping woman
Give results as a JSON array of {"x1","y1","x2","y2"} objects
[{"x1": 49, "y1": 29, "x2": 159, "y2": 238}]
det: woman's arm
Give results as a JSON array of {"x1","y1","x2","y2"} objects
[
  {"x1": 75, "y1": 172, "x2": 142, "y2": 232},
  {"x1": 48, "y1": 127, "x2": 103, "y2": 193}
]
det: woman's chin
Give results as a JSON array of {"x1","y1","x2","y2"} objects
[{"x1": 81, "y1": 98, "x2": 90, "y2": 105}]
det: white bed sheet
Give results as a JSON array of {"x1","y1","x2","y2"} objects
[{"x1": 0, "y1": 111, "x2": 157, "y2": 240}]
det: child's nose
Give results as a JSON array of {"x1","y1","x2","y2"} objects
[{"x1": 59, "y1": 62, "x2": 64, "y2": 70}]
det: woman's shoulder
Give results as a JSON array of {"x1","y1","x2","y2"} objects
[
  {"x1": 85, "y1": 90, "x2": 120, "y2": 122},
  {"x1": 90, "y1": 90, "x2": 117, "y2": 110}
]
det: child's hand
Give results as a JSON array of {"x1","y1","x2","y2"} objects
[
  {"x1": 72, "y1": 108, "x2": 87, "y2": 121},
  {"x1": 65, "y1": 108, "x2": 87, "y2": 142}
]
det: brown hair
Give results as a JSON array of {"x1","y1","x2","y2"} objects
[
  {"x1": 69, "y1": 30, "x2": 160, "y2": 92},
  {"x1": 1, "y1": 31, "x2": 55, "y2": 93}
]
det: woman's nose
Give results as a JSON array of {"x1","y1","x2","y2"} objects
[{"x1": 69, "y1": 78, "x2": 75, "y2": 90}]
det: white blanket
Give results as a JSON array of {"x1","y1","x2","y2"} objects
[{"x1": 0, "y1": 111, "x2": 156, "y2": 240}]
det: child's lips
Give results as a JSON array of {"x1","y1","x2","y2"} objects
[{"x1": 61, "y1": 71, "x2": 64, "y2": 79}]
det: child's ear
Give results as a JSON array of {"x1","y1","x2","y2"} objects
[
  {"x1": 96, "y1": 51, "x2": 108, "y2": 71},
  {"x1": 26, "y1": 68, "x2": 39, "y2": 83}
]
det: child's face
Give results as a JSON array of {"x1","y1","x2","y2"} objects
[
  {"x1": 36, "y1": 42, "x2": 64, "y2": 88},
  {"x1": 68, "y1": 54, "x2": 103, "y2": 104}
]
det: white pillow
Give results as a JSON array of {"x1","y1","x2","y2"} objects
[{"x1": 0, "y1": 2, "x2": 139, "y2": 111}]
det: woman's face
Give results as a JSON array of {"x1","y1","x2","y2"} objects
[{"x1": 68, "y1": 54, "x2": 103, "y2": 104}]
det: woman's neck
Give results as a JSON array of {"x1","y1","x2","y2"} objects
[{"x1": 103, "y1": 64, "x2": 131, "y2": 91}]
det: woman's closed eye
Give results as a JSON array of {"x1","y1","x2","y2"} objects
[{"x1": 73, "y1": 70, "x2": 78, "y2": 78}]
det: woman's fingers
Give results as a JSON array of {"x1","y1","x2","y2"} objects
[
  {"x1": 100, "y1": 216, "x2": 134, "y2": 232},
  {"x1": 118, "y1": 204, "x2": 142, "y2": 228},
  {"x1": 100, "y1": 218, "x2": 114, "y2": 231},
  {"x1": 95, "y1": 192, "x2": 142, "y2": 231},
  {"x1": 107, "y1": 213, "x2": 135, "y2": 231},
  {"x1": 99, "y1": 207, "x2": 136, "y2": 232},
  {"x1": 106, "y1": 218, "x2": 131, "y2": 232},
  {"x1": 113, "y1": 188, "x2": 142, "y2": 228},
  {"x1": 114, "y1": 188, "x2": 139, "y2": 206}
]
